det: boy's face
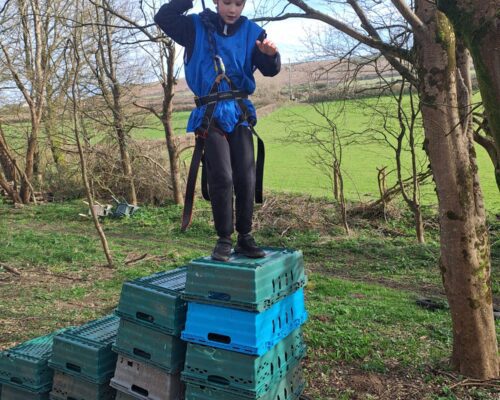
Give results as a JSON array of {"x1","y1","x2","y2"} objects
[{"x1": 214, "y1": 0, "x2": 246, "y2": 24}]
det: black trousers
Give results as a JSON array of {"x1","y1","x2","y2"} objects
[{"x1": 203, "y1": 124, "x2": 255, "y2": 238}]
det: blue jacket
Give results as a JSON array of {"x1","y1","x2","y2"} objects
[
  {"x1": 185, "y1": 13, "x2": 263, "y2": 133},
  {"x1": 154, "y1": 0, "x2": 281, "y2": 133}
]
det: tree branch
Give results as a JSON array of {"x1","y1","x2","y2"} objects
[
  {"x1": 346, "y1": 0, "x2": 417, "y2": 85},
  {"x1": 283, "y1": 0, "x2": 412, "y2": 60},
  {"x1": 390, "y1": 0, "x2": 425, "y2": 32}
]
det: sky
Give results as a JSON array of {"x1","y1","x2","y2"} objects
[{"x1": 188, "y1": 1, "x2": 328, "y2": 64}]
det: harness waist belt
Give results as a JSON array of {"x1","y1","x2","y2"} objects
[{"x1": 195, "y1": 90, "x2": 248, "y2": 107}]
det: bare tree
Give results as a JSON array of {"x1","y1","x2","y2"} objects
[
  {"x1": 81, "y1": 0, "x2": 138, "y2": 205},
  {"x1": 67, "y1": 8, "x2": 113, "y2": 268},
  {"x1": 287, "y1": 102, "x2": 351, "y2": 234},
  {"x1": 0, "y1": 0, "x2": 50, "y2": 202},
  {"x1": 259, "y1": 0, "x2": 498, "y2": 379},
  {"x1": 90, "y1": 0, "x2": 184, "y2": 205}
]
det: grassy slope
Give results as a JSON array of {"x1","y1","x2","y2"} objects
[{"x1": 129, "y1": 97, "x2": 500, "y2": 213}]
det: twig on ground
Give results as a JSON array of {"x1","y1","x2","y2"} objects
[
  {"x1": 448, "y1": 378, "x2": 500, "y2": 390},
  {"x1": 0, "y1": 262, "x2": 21, "y2": 275},
  {"x1": 124, "y1": 253, "x2": 148, "y2": 265}
]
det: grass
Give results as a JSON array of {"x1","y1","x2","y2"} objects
[
  {"x1": 127, "y1": 96, "x2": 500, "y2": 213},
  {"x1": 0, "y1": 196, "x2": 498, "y2": 399}
]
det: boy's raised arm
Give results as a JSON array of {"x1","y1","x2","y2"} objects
[
  {"x1": 154, "y1": 0, "x2": 195, "y2": 49},
  {"x1": 253, "y1": 32, "x2": 281, "y2": 77}
]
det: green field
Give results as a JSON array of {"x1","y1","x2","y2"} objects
[
  {"x1": 130, "y1": 97, "x2": 500, "y2": 213},
  {"x1": 0, "y1": 196, "x2": 498, "y2": 399}
]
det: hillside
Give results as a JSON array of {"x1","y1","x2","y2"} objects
[{"x1": 133, "y1": 58, "x2": 400, "y2": 111}]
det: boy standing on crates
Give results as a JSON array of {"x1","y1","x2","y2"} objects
[{"x1": 155, "y1": 0, "x2": 281, "y2": 261}]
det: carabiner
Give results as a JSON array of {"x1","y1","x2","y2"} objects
[{"x1": 214, "y1": 55, "x2": 226, "y2": 75}]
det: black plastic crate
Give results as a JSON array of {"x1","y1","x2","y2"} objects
[
  {"x1": 110, "y1": 354, "x2": 183, "y2": 400},
  {"x1": 49, "y1": 371, "x2": 116, "y2": 400},
  {"x1": 49, "y1": 314, "x2": 120, "y2": 384},
  {"x1": 116, "y1": 268, "x2": 187, "y2": 335}
]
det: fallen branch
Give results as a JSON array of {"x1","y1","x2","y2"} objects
[
  {"x1": 448, "y1": 378, "x2": 500, "y2": 390},
  {"x1": 0, "y1": 262, "x2": 21, "y2": 275},
  {"x1": 124, "y1": 253, "x2": 148, "y2": 265}
]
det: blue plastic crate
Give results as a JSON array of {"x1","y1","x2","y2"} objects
[
  {"x1": 0, "y1": 329, "x2": 67, "y2": 393},
  {"x1": 184, "y1": 363, "x2": 305, "y2": 400},
  {"x1": 49, "y1": 314, "x2": 119, "y2": 384},
  {"x1": 115, "y1": 268, "x2": 187, "y2": 335},
  {"x1": 183, "y1": 248, "x2": 306, "y2": 312},
  {"x1": 181, "y1": 289, "x2": 307, "y2": 355}
]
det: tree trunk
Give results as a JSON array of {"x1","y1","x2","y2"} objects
[
  {"x1": 438, "y1": 0, "x2": 500, "y2": 155},
  {"x1": 113, "y1": 106, "x2": 137, "y2": 206},
  {"x1": 415, "y1": 1, "x2": 498, "y2": 379},
  {"x1": 413, "y1": 204, "x2": 425, "y2": 244},
  {"x1": 0, "y1": 126, "x2": 16, "y2": 182},
  {"x1": 0, "y1": 171, "x2": 22, "y2": 204},
  {"x1": 161, "y1": 44, "x2": 183, "y2": 205},
  {"x1": 21, "y1": 121, "x2": 40, "y2": 203}
]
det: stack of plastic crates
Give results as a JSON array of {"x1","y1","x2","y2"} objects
[
  {"x1": 0, "y1": 330, "x2": 66, "y2": 399},
  {"x1": 180, "y1": 248, "x2": 308, "y2": 400},
  {"x1": 48, "y1": 314, "x2": 120, "y2": 400},
  {"x1": 111, "y1": 267, "x2": 188, "y2": 399}
]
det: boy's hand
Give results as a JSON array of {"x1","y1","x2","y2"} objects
[{"x1": 256, "y1": 39, "x2": 278, "y2": 56}]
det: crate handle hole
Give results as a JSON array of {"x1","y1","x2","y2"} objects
[
  {"x1": 208, "y1": 333, "x2": 231, "y2": 344},
  {"x1": 133, "y1": 348, "x2": 151, "y2": 359},
  {"x1": 10, "y1": 377, "x2": 22, "y2": 384},
  {"x1": 68, "y1": 397, "x2": 77, "y2": 400},
  {"x1": 136, "y1": 312, "x2": 154, "y2": 323},
  {"x1": 66, "y1": 363, "x2": 81, "y2": 373},
  {"x1": 208, "y1": 291, "x2": 231, "y2": 301},
  {"x1": 132, "y1": 385, "x2": 149, "y2": 396},
  {"x1": 208, "y1": 375, "x2": 230, "y2": 385}
]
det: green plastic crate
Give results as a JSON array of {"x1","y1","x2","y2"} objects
[
  {"x1": 113, "y1": 319, "x2": 186, "y2": 373},
  {"x1": 182, "y1": 327, "x2": 306, "y2": 397},
  {"x1": 0, "y1": 385, "x2": 50, "y2": 399},
  {"x1": 115, "y1": 268, "x2": 187, "y2": 335},
  {"x1": 0, "y1": 329, "x2": 67, "y2": 393},
  {"x1": 183, "y1": 248, "x2": 307, "y2": 311},
  {"x1": 49, "y1": 371, "x2": 116, "y2": 400},
  {"x1": 49, "y1": 314, "x2": 120, "y2": 384},
  {"x1": 184, "y1": 364, "x2": 305, "y2": 400}
]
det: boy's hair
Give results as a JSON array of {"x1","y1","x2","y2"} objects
[{"x1": 212, "y1": 0, "x2": 247, "y2": 4}]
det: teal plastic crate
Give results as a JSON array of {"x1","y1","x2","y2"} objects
[
  {"x1": 113, "y1": 319, "x2": 186, "y2": 373},
  {"x1": 115, "y1": 268, "x2": 187, "y2": 335},
  {"x1": 0, "y1": 384, "x2": 50, "y2": 399},
  {"x1": 183, "y1": 248, "x2": 306, "y2": 311},
  {"x1": 49, "y1": 371, "x2": 116, "y2": 400},
  {"x1": 184, "y1": 364, "x2": 305, "y2": 400},
  {"x1": 0, "y1": 329, "x2": 67, "y2": 393},
  {"x1": 49, "y1": 314, "x2": 119, "y2": 384},
  {"x1": 182, "y1": 327, "x2": 305, "y2": 397}
]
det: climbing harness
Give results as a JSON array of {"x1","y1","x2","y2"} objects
[{"x1": 181, "y1": 4, "x2": 265, "y2": 232}]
